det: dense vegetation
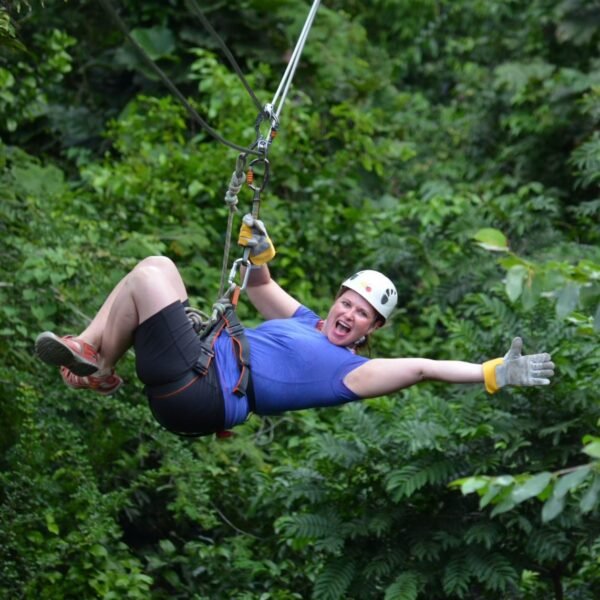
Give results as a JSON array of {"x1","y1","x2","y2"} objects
[{"x1": 1, "y1": 1, "x2": 599, "y2": 598}]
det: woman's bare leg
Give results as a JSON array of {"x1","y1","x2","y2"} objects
[{"x1": 78, "y1": 256, "x2": 188, "y2": 371}]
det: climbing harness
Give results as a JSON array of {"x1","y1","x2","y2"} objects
[
  {"x1": 98, "y1": 0, "x2": 320, "y2": 434},
  {"x1": 185, "y1": 287, "x2": 252, "y2": 401}
]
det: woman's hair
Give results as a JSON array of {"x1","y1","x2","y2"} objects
[{"x1": 353, "y1": 314, "x2": 384, "y2": 355}]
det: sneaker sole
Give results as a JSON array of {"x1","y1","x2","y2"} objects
[
  {"x1": 60, "y1": 367, "x2": 123, "y2": 395},
  {"x1": 96, "y1": 378, "x2": 124, "y2": 396},
  {"x1": 35, "y1": 332, "x2": 99, "y2": 376}
]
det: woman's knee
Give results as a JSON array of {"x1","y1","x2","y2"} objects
[
  {"x1": 135, "y1": 256, "x2": 177, "y2": 275},
  {"x1": 128, "y1": 263, "x2": 167, "y2": 292},
  {"x1": 127, "y1": 263, "x2": 182, "y2": 321},
  {"x1": 131, "y1": 256, "x2": 186, "y2": 304}
]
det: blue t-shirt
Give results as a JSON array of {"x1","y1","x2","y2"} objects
[{"x1": 214, "y1": 306, "x2": 369, "y2": 428}]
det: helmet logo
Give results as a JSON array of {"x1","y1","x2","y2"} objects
[{"x1": 380, "y1": 288, "x2": 396, "y2": 305}]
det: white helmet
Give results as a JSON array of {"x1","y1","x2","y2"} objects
[{"x1": 341, "y1": 270, "x2": 398, "y2": 321}]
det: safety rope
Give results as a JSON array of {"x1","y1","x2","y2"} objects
[
  {"x1": 97, "y1": 0, "x2": 262, "y2": 156},
  {"x1": 218, "y1": 153, "x2": 247, "y2": 297},
  {"x1": 185, "y1": 0, "x2": 263, "y2": 113}
]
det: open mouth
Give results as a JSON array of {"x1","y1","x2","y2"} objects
[{"x1": 335, "y1": 320, "x2": 351, "y2": 334}]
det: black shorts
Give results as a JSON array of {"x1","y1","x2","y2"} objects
[{"x1": 133, "y1": 300, "x2": 225, "y2": 437}]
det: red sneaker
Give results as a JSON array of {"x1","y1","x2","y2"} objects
[
  {"x1": 60, "y1": 367, "x2": 123, "y2": 396},
  {"x1": 35, "y1": 332, "x2": 99, "y2": 376}
]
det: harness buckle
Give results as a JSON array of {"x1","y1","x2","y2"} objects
[
  {"x1": 193, "y1": 344, "x2": 215, "y2": 375},
  {"x1": 227, "y1": 321, "x2": 245, "y2": 338}
]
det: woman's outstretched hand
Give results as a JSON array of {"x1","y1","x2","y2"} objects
[{"x1": 496, "y1": 337, "x2": 555, "y2": 388}]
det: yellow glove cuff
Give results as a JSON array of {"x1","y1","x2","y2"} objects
[
  {"x1": 249, "y1": 242, "x2": 276, "y2": 266},
  {"x1": 483, "y1": 357, "x2": 504, "y2": 394},
  {"x1": 237, "y1": 223, "x2": 254, "y2": 247}
]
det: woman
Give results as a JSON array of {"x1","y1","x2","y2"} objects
[{"x1": 35, "y1": 216, "x2": 555, "y2": 436}]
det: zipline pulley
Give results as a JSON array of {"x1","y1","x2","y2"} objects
[{"x1": 253, "y1": 103, "x2": 279, "y2": 155}]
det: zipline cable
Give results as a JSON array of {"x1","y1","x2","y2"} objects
[
  {"x1": 97, "y1": 0, "x2": 320, "y2": 160},
  {"x1": 270, "y1": 0, "x2": 320, "y2": 122},
  {"x1": 97, "y1": 0, "x2": 261, "y2": 156},
  {"x1": 185, "y1": 0, "x2": 263, "y2": 113},
  {"x1": 252, "y1": 0, "x2": 320, "y2": 156}
]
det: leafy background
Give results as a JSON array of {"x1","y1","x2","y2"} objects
[{"x1": 1, "y1": 0, "x2": 599, "y2": 598}]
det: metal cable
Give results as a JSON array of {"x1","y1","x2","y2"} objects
[
  {"x1": 220, "y1": 2, "x2": 321, "y2": 296},
  {"x1": 270, "y1": 0, "x2": 320, "y2": 120},
  {"x1": 185, "y1": 0, "x2": 263, "y2": 112},
  {"x1": 97, "y1": 0, "x2": 260, "y2": 156}
]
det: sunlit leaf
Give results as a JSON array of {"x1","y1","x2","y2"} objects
[
  {"x1": 473, "y1": 228, "x2": 509, "y2": 252},
  {"x1": 480, "y1": 484, "x2": 503, "y2": 509},
  {"x1": 491, "y1": 498, "x2": 516, "y2": 517},
  {"x1": 554, "y1": 465, "x2": 592, "y2": 498},
  {"x1": 511, "y1": 472, "x2": 552, "y2": 503},
  {"x1": 461, "y1": 477, "x2": 488, "y2": 495},
  {"x1": 494, "y1": 476, "x2": 515, "y2": 487},
  {"x1": 580, "y1": 477, "x2": 600, "y2": 513},
  {"x1": 556, "y1": 284, "x2": 580, "y2": 318},
  {"x1": 542, "y1": 495, "x2": 565, "y2": 522},
  {"x1": 583, "y1": 441, "x2": 600, "y2": 459},
  {"x1": 505, "y1": 265, "x2": 527, "y2": 302},
  {"x1": 45, "y1": 512, "x2": 59, "y2": 535}
]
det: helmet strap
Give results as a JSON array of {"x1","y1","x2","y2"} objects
[{"x1": 354, "y1": 335, "x2": 367, "y2": 348}]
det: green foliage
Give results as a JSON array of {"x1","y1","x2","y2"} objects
[
  {"x1": 0, "y1": 27, "x2": 75, "y2": 132},
  {"x1": 473, "y1": 226, "x2": 600, "y2": 330},
  {"x1": 313, "y1": 558, "x2": 355, "y2": 600},
  {"x1": 384, "y1": 572, "x2": 423, "y2": 600}
]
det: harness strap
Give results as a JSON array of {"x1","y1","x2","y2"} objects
[
  {"x1": 193, "y1": 319, "x2": 226, "y2": 375},
  {"x1": 193, "y1": 300, "x2": 252, "y2": 400},
  {"x1": 150, "y1": 371, "x2": 201, "y2": 400}
]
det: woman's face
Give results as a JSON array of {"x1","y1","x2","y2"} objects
[{"x1": 322, "y1": 289, "x2": 381, "y2": 347}]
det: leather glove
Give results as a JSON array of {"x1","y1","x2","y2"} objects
[
  {"x1": 483, "y1": 337, "x2": 555, "y2": 394},
  {"x1": 237, "y1": 213, "x2": 276, "y2": 266}
]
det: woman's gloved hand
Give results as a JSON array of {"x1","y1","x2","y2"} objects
[
  {"x1": 483, "y1": 337, "x2": 555, "y2": 394},
  {"x1": 237, "y1": 213, "x2": 276, "y2": 265}
]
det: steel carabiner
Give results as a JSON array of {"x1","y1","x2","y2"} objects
[
  {"x1": 247, "y1": 157, "x2": 270, "y2": 192},
  {"x1": 228, "y1": 254, "x2": 252, "y2": 291}
]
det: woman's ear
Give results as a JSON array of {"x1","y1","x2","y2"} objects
[{"x1": 368, "y1": 318, "x2": 383, "y2": 335}]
